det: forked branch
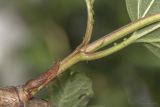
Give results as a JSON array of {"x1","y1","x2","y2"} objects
[{"x1": 1, "y1": 0, "x2": 160, "y2": 106}]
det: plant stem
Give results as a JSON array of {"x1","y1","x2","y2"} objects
[
  {"x1": 57, "y1": 14, "x2": 160, "y2": 75},
  {"x1": 84, "y1": 13, "x2": 160, "y2": 53},
  {"x1": 81, "y1": 0, "x2": 94, "y2": 46},
  {"x1": 23, "y1": 62, "x2": 60, "y2": 99},
  {"x1": 58, "y1": 15, "x2": 160, "y2": 74},
  {"x1": 81, "y1": 23, "x2": 160, "y2": 60},
  {"x1": 57, "y1": 0, "x2": 95, "y2": 74},
  {"x1": 31, "y1": 13, "x2": 160, "y2": 95},
  {"x1": 2, "y1": 8, "x2": 160, "y2": 107},
  {"x1": 58, "y1": 53, "x2": 82, "y2": 74}
]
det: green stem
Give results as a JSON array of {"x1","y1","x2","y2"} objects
[
  {"x1": 58, "y1": 14, "x2": 160, "y2": 74},
  {"x1": 58, "y1": 53, "x2": 82, "y2": 74},
  {"x1": 82, "y1": 36, "x2": 136, "y2": 60},
  {"x1": 57, "y1": 0, "x2": 94, "y2": 74},
  {"x1": 81, "y1": 20, "x2": 160, "y2": 60},
  {"x1": 7, "y1": 1, "x2": 160, "y2": 106},
  {"x1": 81, "y1": 0, "x2": 94, "y2": 46},
  {"x1": 84, "y1": 13, "x2": 160, "y2": 53},
  {"x1": 20, "y1": 12, "x2": 160, "y2": 103}
]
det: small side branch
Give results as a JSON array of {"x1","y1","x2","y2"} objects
[
  {"x1": 81, "y1": 0, "x2": 94, "y2": 46},
  {"x1": 59, "y1": 0, "x2": 95, "y2": 74}
]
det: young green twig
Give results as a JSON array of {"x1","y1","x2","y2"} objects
[
  {"x1": 59, "y1": 0, "x2": 95, "y2": 73},
  {"x1": 59, "y1": 13, "x2": 160, "y2": 74},
  {"x1": 81, "y1": 0, "x2": 94, "y2": 46},
  {"x1": 1, "y1": 0, "x2": 160, "y2": 106}
]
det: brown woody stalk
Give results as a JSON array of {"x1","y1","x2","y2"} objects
[{"x1": 0, "y1": 61, "x2": 59, "y2": 107}]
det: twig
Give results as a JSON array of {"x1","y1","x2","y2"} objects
[
  {"x1": 81, "y1": 0, "x2": 94, "y2": 46},
  {"x1": 1, "y1": 1, "x2": 160, "y2": 107}
]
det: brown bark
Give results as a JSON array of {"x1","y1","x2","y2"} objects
[{"x1": 0, "y1": 61, "x2": 60, "y2": 107}]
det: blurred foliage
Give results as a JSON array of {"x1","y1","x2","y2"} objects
[
  {"x1": 1, "y1": 0, "x2": 160, "y2": 107},
  {"x1": 47, "y1": 71, "x2": 93, "y2": 107}
]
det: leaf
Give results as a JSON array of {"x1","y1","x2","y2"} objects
[
  {"x1": 145, "y1": 43, "x2": 160, "y2": 58},
  {"x1": 126, "y1": 0, "x2": 160, "y2": 58},
  {"x1": 125, "y1": 45, "x2": 160, "y2": 68},
  {"x1": 48, "y1": 71, "x2": 93, "y2": 107}
]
